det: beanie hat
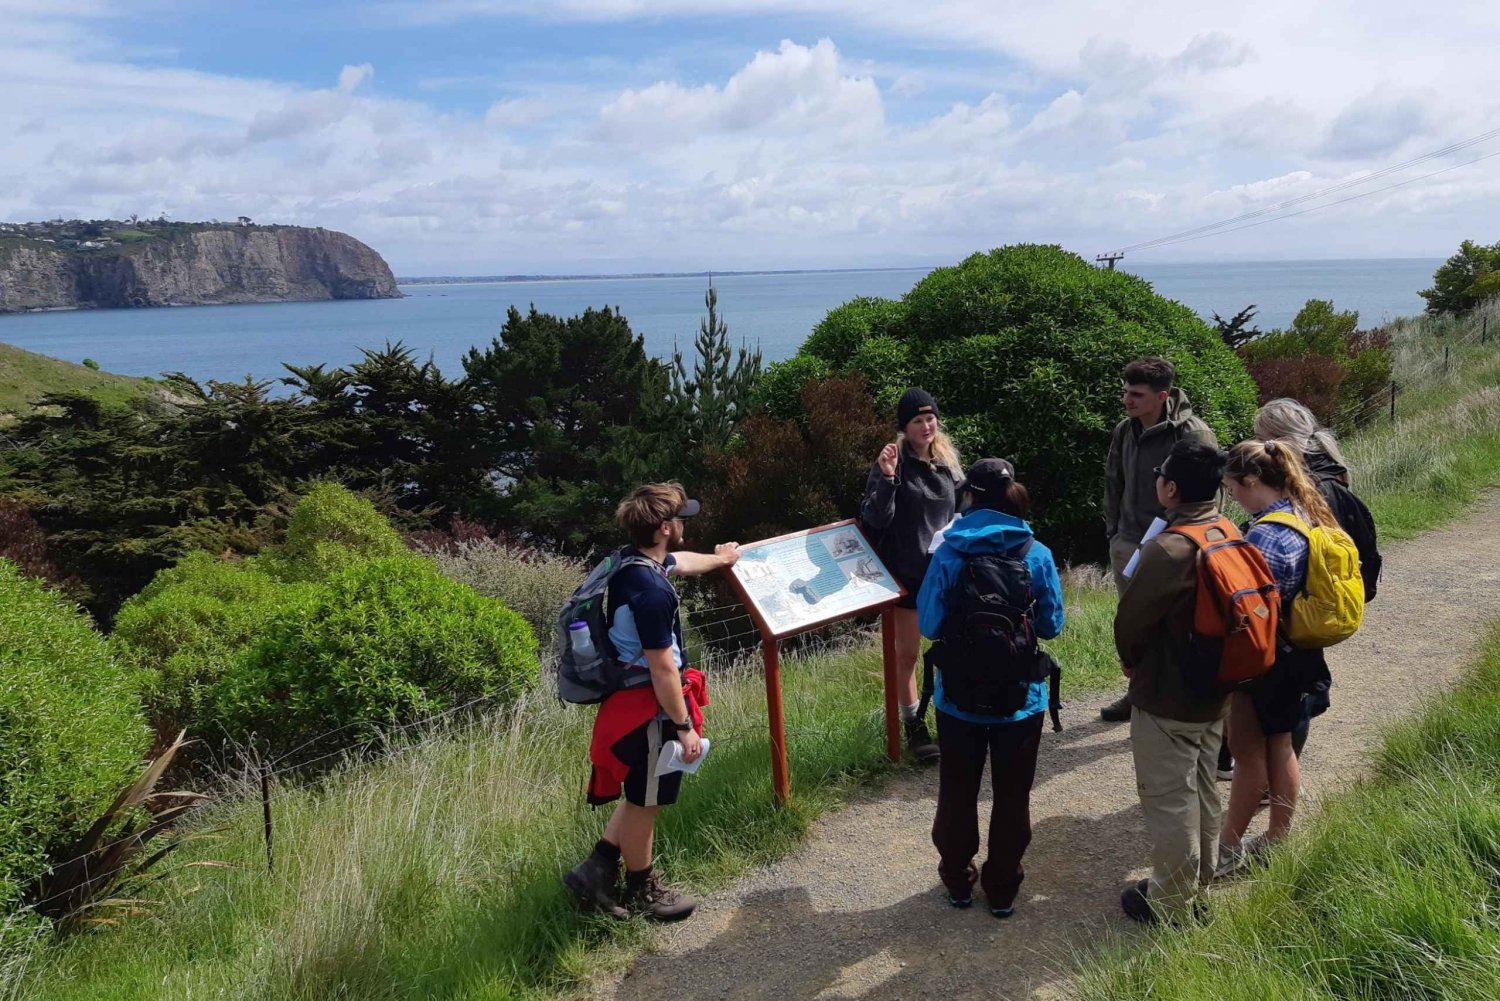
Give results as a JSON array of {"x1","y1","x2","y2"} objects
[{"x1": 897, "y1": 387, "x2": 939, "y2": 430}]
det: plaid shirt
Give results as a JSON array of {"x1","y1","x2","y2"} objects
[{"x1": 1247, "y1": 499, "x2": 1309, "y2": 603}]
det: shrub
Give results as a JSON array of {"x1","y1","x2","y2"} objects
[
  {"x1": 251, "y1": 482, "x2": 407, "y2": 583},
  {"x1": 750, "y1": 355, "x2": 830, "y2": 421},
  {"x1": 1245, "y1": 354, "x2": 1348, "y2": 427},
  {"x1": 702, "y1": 374, "x2": 889, "y2": 547},
  {"x1": 778, "y1": 246, "x2": 1258, "y2": 559},
  {"x1": 0, "y1": 500, "x2": 79, "y2": 598},
  {"x1": 220, "y1": 556, "x2": 539, "y2": 754},
  {"x1": 428, "y1": 540, "x2": 589, "y2": 652},
  {"x1": 81, "y1": 359, "x2": 100, "y2": 371},
  {"x1": 1421, "y1": 238, "x2": 1500, "y2": 315},
  {"x1": 0, "y1": 561, "x2": 150, "y2": 916},
  {"x1": 110, "y1": 552, "x2": 314, "y2": 739}
]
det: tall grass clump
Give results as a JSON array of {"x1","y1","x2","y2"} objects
[
  {"x1": 1069, "y1": 623, "x2": 1500, "y2": 1001},
  {"x1": 427, "y1": 539, "x2": 589, "y2": 651},
  {"x1": 1343, "y1": 299, "x2": 1500, "y2": 538},
  {"x1": 12, "y1": 645, "x2": 893, "y2": 1001}
]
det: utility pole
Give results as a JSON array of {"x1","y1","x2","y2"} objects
[{"x1": 1096, "y1": 252, "x2": 1125, "y2": 270}]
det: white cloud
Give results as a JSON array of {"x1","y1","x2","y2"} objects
[
  {"x1": 3, "y1": 3, "x2": 1499, "y2": 273},
  {"x1": 595, "y1": 39, "x2": 883, "y2": 145}
]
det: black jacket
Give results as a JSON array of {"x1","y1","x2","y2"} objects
[
  {"x1": 1306, "y1": 452, "x2": 1382, "y2": 602},
  {"x1": 860, "y1": 446, "x2": 959, "y2": 587}
]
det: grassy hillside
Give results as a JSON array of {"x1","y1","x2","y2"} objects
[{"x1": 0, "y1": 342, "x2": 153, "y2": 421}]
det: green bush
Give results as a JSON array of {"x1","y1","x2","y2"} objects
[
  {"x1": 0, "y1": 561, "x2": 149, "y2": 915},
  {"x1": 256, "y1": 482, "x2": 407, "y2": 583},
  {"x1": 220, "y1": 556, "x2": 539, "y2": 754},
  {"x1": 110, "y1": 553, "x2": 314, "y2": 737},
  {"x1": 781, "y1": 245, "x2": 1258, "y2": 559},
  {"x1": 81, "y1": 358, "x2": 100, "y2": 371},
  {"x1": 802, "y1": 296, "x2": 904, "y2": 367},
  {"x1": 751, "y1": 355, "x2": 830, "y2": 421}
]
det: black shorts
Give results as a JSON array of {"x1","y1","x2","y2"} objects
[
  {"x1": 895, "y1": 573, "x2": 923, "y2": 609},
  {"x1": 600, "y1": 719, "x2": 684, "y2": 808},
  {"x1": 1246, "y1": 647, "x2": 1331, "y2": 736}
]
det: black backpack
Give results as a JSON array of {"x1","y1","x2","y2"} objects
[
  {"x1": 918, "y1": 540, "x2": 1062, "y2": 730},
  {"x1": 1318, "y1": 474, "x2": 1382, "y2": 602}
]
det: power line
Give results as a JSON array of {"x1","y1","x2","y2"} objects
[{"x1": 1108, "y1": 125, "x2": 1500, "y2": 257}]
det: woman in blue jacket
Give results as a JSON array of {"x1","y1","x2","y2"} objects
[{"x1": 917, "y1": 458, "x2": 1065, "y2": 918}]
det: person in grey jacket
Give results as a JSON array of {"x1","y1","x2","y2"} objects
[
  {"x1": 1099, "y1": 358, "x2": 1218, "y2": 723},
  {"x1": 861, "y1": 387, "x2": 961, "y2": 762}
]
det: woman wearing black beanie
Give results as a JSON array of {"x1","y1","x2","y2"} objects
[{"x1": 860, "y1": 387, "x2": 962, "y2": 763}]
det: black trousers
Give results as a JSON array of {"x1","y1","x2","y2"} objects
[{"x1": 931, "y1": 710, "x2": 1044, "y2": 909}]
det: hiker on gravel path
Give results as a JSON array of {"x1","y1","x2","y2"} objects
[
  {"x1": 1216, "y1": 399, "x2": 1382, "y2": 783},
  {"x1": 916, "y1": 459, "x2": 1065, "y2": 919},
  {"x1": 1217, "y1": 441, "x2": 1342, "y2": 875},
  {"x1": 562, "y1": 483, "x2": 740, "y2": 922},
  {"x1": 1099, "y1": 358, "x2": 1218, "y2": 724},
  {"x1": 1113, "y1": 439, "x2": 1234, "y2": 924},
  {"x1": 861, "y1": 387, "x2": 962, "y2": 764}
]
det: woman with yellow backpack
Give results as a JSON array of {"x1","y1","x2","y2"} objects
[{"x1": 1216, "y1": 439, "x2": 1364, "y2": 875}]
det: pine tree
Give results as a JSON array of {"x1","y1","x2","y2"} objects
[{"x1": 669, "y1": 279, "x2": 762, "y2": 453}]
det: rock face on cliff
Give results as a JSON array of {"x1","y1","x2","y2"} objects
[{"x1": 0, "y1": 226, "x2": 401, "y2": 312}]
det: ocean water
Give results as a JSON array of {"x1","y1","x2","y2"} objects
[{"x1": 0, "y1": 259, "x2": 1439, "y2": 385}]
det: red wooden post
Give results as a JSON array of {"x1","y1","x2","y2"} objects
[
  {"x1": 763, "y1": 639, "x2": 791, "y2": 804},
  {"x1": 880, "y1": 606, "x2": 901, "y2": 762}
]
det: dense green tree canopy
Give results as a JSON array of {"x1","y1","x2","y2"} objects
[
  {"x1": 767, "y1": 245, "x2": 1259, "y2": 558},
  {"x1": 1420, "y1": 239, "x2": 1500, "y2": 316}
]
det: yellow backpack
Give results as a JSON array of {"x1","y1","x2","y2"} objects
[{"x1": 1257, "y1": 510, "x2": 1365, "y2": 648}]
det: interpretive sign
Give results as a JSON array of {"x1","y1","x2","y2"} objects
[
  {"x1": 721, "y1": 519, "x2": 907, "y2": 804},
  {"x1": 727, "y1": 520, "x2": 905, "y2": 639}
]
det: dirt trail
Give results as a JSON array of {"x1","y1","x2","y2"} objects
[{"x1": 602, "y1": 493, "x2": 1500, "y2": 1000}]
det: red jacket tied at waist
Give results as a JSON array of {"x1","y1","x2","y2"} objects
[{"x1": 587, "y1": 668, "x2": 708, "y2": 802}]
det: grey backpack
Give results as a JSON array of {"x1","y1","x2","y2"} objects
[{"x1": 555, "y1": 549, "x2": 661, "y2": 704}]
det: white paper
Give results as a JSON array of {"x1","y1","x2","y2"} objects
[
  {"x1": 927, "y1": 515, "x2": 959, "y2": 554},
  {"x1": 655, "y1": 737, "x2": 711, "y2": 777},
  {"x1": 1121, "y1": 516, "x2": 1170, "y2": 579}
]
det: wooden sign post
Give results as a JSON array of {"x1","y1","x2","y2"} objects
[{"x1": 721, "y1": 519, "x2": 906, "y2": 804}]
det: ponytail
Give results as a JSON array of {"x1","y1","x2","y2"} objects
[{"x1": 1225, "y1": 439, "x2": 1337, "y2": 528}]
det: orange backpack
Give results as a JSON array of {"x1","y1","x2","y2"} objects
[{"x1": 1166, "y1": 517, "x2": 1281, "y2": 693}]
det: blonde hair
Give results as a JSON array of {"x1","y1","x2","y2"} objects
[
  {"x1": 1254, "y1": 398, "x2": 1348, "y2": 470},
  {"x1": 615, "y1": 482, "x2": 687, "y2": 548},
  {"x1": 896, "y1": 426, "x2": 962, "y2": 475},
  {"x1": 1224, "y1": 440, "x2": 1336, "y2": 529}
]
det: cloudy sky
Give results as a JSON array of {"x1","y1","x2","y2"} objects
[{"x1": 3, "y1": 0, "x2": 1498, "y2": 274}]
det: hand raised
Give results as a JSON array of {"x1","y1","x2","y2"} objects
[{"x1": 877, "y1": 442, "x2": 899, "y2": 478}]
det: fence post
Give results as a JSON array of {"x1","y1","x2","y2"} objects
[
  {"x1": 260, "y1": 759, "x2": 275, "y2": 874},
  {"x1": 1445, "y1": 345, "x2": 1450, "y2": 374},
  {"x1": 1389, "y1": 380, "x2": 1397, "y2": 424},
  {"x1": 1484, "y1": 315, "x2": 1489, "y2": 344}
]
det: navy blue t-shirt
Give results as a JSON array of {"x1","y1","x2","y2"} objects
[{"x1": 606, "y1": 551, "x2": 684, "y2": 670}]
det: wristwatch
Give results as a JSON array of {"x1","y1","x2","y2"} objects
[{"x1": 672, "y1": 716, "x2": 693, "y2": 732}]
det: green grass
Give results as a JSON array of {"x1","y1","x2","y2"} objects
[
  {"x1": 0, "y1": 343, "x2": 154, "y2": 422},
  {"x1": 1344, "y1": 301, "x2": 1500, "y2": 539},
  {"x1": 1070, "y1": 622, "x2": 1500, "y2": 1001},
  {"x1": 2, "y1": 578, "x2": 1121, "y2": 1001}
]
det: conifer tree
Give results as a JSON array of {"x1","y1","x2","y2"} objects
[{"x1": 669, "y1": 279, "x2": 762, "y2": 453}]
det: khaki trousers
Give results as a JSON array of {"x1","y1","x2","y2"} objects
[
  {"x1": 1109, "y1": 535, "x2": 1138, "y2": 596},
  {"x1": 1130, "y1": 707, "x2": 1223, "y2": 920}
]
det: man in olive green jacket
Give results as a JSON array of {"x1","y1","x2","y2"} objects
[
  {"x1": 1099, "y1": 357, "x2": 1217, "y2": 723},
  {"x1": 1113, "y1": 439, "x2": 1231, "y2": 925}
]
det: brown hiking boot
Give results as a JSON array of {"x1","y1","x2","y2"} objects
[
  {"x1": 905, "y1": 717, "x2": 940, "y2": 764},
  {"x1": 624, "y1": 868, "x2": 697, "y2": 921},
  {"x1": 563, "y1": 853, "x2": 629, "y2": 920}
]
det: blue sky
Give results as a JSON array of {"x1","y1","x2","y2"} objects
[{"x1": 3, "y1": 0, "x2": 1498, "y2": 274}]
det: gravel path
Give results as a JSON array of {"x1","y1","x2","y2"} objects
[{"x1": 602, "y1": 493, "x2": 1500, "y2": 1000}]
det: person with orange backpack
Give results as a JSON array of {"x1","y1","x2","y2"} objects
[
  {"x1": 1216, "y1": 440, "x2": 1363, "y2": 876},
  {"x1": 1114, "y1": 439, "x2": 1280, "y2": 924}
]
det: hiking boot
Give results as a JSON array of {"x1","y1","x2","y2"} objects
[
  {"x1": 563, "y1": 853, "x2": 628, "y2": 920},
  {"x1": 905, "y1": 717, "x2": 940, "y2": 764},
  {"x1": 1099, "y1": 694, "x2": 1132, "y2": 723},
  {"x1": 1214, "y1": 836, "x2": 1270, "y2": 880},
  {"x1": 1120, "y1": 878, "x2": 1157, "y2": 924},
  {"x1": 624, "y1": 868, "x2": 697, "y2": 922}
]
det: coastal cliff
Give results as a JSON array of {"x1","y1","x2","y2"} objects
[{"x1": 0, "y1": 224, "x2": 401, "y2": 312}]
